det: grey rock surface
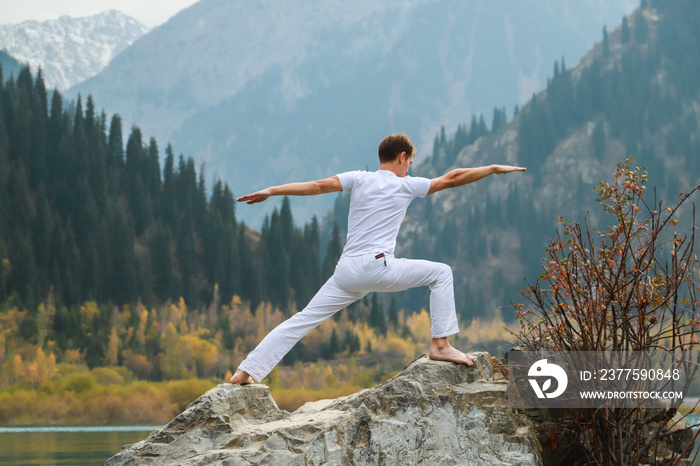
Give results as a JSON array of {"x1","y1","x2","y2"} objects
[{"x1": 106, "y1": 352, "x2": 542, "y2": 465}]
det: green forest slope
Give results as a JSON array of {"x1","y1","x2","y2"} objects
[{"x1": 393, "y1": 0, "x2": 699, "y2": 320}]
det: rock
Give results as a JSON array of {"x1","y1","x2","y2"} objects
[{"x1": 106, "y1": 352, "x2": 542, "y2": 465}]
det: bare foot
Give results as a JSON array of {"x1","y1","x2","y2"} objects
[
  {"x1": 230, "y1": 369, "x2": 255, "y2": 385},
  {"x1": 428, "y1": 337, "x2": 474, "y2": 366}
]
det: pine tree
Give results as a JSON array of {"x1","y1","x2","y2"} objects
[
  {"x1": 280, "y1": 196, "x2": 294, "y2": 252},
  {"x1": 61, "y1": 223, "x2": 82, "y2": 307},
  {"x1": 290, "y1": 215, "x2": 321, "y2": 311},
  {"x1": 453, "y1": 124, "x2": 469, "y2": 160},
  {"x1": 176, "y1": 218, "x2": 197, "y2": 306},
  {"x1": 323, "y1": 221, "x2": 342, "y2": 279},
  {"x1": 328, "y1": 328, "x2": 339, "y2": 357},
  {"x1": 73, "y1": 96, "x2": 87, "y2": 155},
  {"x1": 237, "y1": 221, "x2": 260, "y2": 310},
  {"x1": 111, "y1": 200, "x2": 137, "y2": 304},
  {"x1": 146, "y1": 138, "x2": 161, "y2": 216},
  {"x1": 263, "y1": 208, "x2": 290, "y2": 310},
  {"x1": 151, "y1": 221, "x2": 174, "y2": 300},
  {"x1": 306, "y1": 216, "x2": 321, "y2": 290},
  {"x1": 592, "y1": 118, "x2": 607, "y2": 160},
  {"x1": 491, "y1": 107, "x2": 504, "y2": 133},
  {"x1": 47, "y1": 91, "x2": 63, "y2": 168},
  {"x1": 195, "y1": 162, "x2": 208, "y2": 230},
  {"x1": 84, "y1": 95, "x2": 97, "y2": 142},
  {"x1": 634, "y1": 10, "x2": 649, "y2": 43},
  {"x1": 107, "y1": 114, "x2": 124, "y2": 168},
  {"x1": 0, "y1": 101, "x2": 8, "y2": 243},
  {"x1": 369, "y1": 293, "x2": 387, "y2": 334},
  {"x1": 7, "y1": 166, "x2": 37, "y2": 304},
  {"x1": 9, "y1": 68, "x2": 32, "y2": 165},
  {"x1": 388, "y1": 296, "x2": 398, "y2": 328},
  {"x1": 161, "y1": 144, "x2": 178, "y2": 230},
  {"x1": 29, "y1": 69, "x2": 49, "y2": 187},
  {"x1": 603, "y1": 26, "x2": 610, "y2": 58},
  {"x1": 621, "y1": 16, "x2": 631, "y2": 44},
  {"x1": 432, "y1": 134, "x2": 440, "y2": 164},
  {"x1": 469, "y1": 115, "x2": 479, "y2": 143}
]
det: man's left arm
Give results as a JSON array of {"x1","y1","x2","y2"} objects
[
  {"x1": 237, "y1": 176, "x2": 342, "y2": 204},
  {"x1": 427, "y1": 165, "x2": 526, "y2": 195}
]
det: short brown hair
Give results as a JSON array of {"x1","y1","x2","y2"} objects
[{"x1": 378, "y1": 134, "x2": 415, "y2": 163}]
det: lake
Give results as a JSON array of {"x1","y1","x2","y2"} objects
[
  {"x1": 1, "y1": 417, "x2": 699, "y2": 464},
  {"x1": 0, "y1": 426, "x2": 158, "y2": 465}
]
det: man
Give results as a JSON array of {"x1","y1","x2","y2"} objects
[{"x1": 231, "y1": 133, "x2": 525, "y2": 384}]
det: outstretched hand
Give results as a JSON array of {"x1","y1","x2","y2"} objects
[
  {"x1": 493, "y1": 165, "x2": 527, "y2": 174},
  {"x1": 236, "y1": 189, "x2": 271, "y2": 204}
]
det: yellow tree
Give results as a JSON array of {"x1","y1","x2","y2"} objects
[
  {"x1": 159, "y1": 322, "x2": 185, "y2": 379},
  {"x1": 104, "y1": 327, "x2": 120, "y2": 366}
]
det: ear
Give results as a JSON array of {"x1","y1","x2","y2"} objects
[{"x1": 398, "y1": 151, "x2": 407, "y2": 162}]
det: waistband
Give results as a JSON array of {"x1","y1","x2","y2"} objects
[{"x1": 340, "y1": 251, "x2": 394, "y2": 259}]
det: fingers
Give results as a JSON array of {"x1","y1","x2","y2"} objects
[
  {"x1": 236, "y1": 195, "x2": 254, "y2": 203},
  {"x1": 236, "y1": 192, "x2": 268, "y2": 204},
  {"x1": 495, "y1": 165, "x2": 527, "y2": 174}
]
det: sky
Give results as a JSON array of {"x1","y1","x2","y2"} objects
[{"x1": 1, "y1": 0, "x2": 200, "y2": 28}]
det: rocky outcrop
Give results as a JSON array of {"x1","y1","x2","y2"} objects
[{"x1": 106, "y1": 352, "x2": 542, "y2": 465}]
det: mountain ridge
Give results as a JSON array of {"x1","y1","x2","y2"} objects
[
  {"x1": 396, "y1": 1, "x2": 700, "y2": 319},
  {"x1": 0, "y1": 10, "x2": 148, "y2": 90},
  {"x1": 69, "y1": 0, "x2": 636, "y2": 224}
]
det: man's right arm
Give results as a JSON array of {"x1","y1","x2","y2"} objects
[
  {"x1": 427, "y1": 165, "x2": 526, "y2": 195},
  {"x1": 237, "y1": 176, "x2": 342, "y2": 204}
]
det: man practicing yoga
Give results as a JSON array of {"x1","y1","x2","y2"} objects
[{"x1": 231, "y1": 133, "x2": 526, "y2": 385}]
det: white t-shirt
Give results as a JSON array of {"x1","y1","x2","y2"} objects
[{"x1": 337, "y1": 170, "x2": 431, "y2": 257}]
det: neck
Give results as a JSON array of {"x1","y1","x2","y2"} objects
[{"x1": 378, "y1": 161, "x2": 402, "y2": 176}]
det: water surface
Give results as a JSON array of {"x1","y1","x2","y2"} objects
[{"x1": 0, "y1": 426, "x2": 158, "y2": 465}]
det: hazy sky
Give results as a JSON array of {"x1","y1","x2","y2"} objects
[{"x1": 1, "y1": 0, "x2": 200, "y2": 28}]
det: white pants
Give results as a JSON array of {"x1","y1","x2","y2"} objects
[{"x1": 238, "y1": 253, "x2": 460, "y2": 382}]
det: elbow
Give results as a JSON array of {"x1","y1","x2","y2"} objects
[
  {"x1": 312, "y1": 179, "x2": 335, "y2": 195},
  {"x1": 310, "y1": 181, "x2": 324, "y2": 195},
  {"x1": 445, "y1": 172, "x2": 460, "y2": 189}
]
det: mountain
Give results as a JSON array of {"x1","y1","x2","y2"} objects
[
  {"x1": 70, "y1": 0, "x2": 636, "y2": 224},
  {"x1": 394, "y1": 1, "x2": 700, "y2": 320},
  {"x1": 0, "y1": 10, "x2": 148, "y2": 90}
]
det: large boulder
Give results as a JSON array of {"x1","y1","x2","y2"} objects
[{"x1": 106, "y1": 352, "x2": 542, "y2": 465}]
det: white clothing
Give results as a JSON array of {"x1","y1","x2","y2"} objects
[
  {"x1": 237, "y1": 169, "x2": 458, "y2": 383},
  {"x1": 337, "y1": 170, "x2": 431, "y2": 258},
  {"x1": 237, "y1": 252, "x2": 459, "y2": 383}
]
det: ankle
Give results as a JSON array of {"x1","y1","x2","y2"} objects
[{"x1": 431, "y1": 337, "x2": 449, "y2": 350}]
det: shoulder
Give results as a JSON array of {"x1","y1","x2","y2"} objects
[
  {"x1": 337, "y1": 170, "x2": 368, "y2": 191},
  {"x1": 404, "y1": 175, "x2": 431, "y2": 197}
]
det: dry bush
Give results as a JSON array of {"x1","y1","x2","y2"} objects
[{"x1": 513, "y1": 159, "x2": 700, "y2": 465}]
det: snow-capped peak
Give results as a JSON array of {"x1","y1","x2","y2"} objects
[{"x1": 0, "y1": 10, "x2": 148, "y2": 90}]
